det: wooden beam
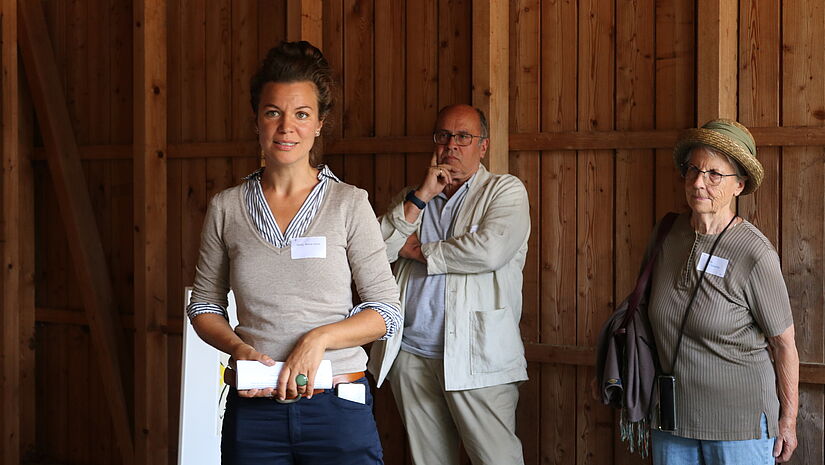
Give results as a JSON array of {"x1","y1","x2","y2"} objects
[
  {"x1": 134, "y1": 1, "x2": 168, "y2": 464},
  {"x1": 287, "y1": 0, "x2": 322, "y2": 46},
  {"x1": 18, "y1": 1, "x2": 135, "y2": 464},
  {"x1": 472, "y1": 0, "x2": 509, "y2": 174},
  {"x1": 696, "y1": 0, "x2": 738, "y2": 122},
  {"x1": 37, "y1": 307, "x2": 184, "y2": 335},
  {"x1": 510, "y1": 130, "x2": 678, "y2": 151},
  {"x1": 800, "y1": 363, "x2": 825, "y2": 386},
  {"x1": 524, "y1": 343, "x2": 825, "y2": 385},
  {"x1": 27, "y1": 126, "x2": 825, "y2": 162},
  {"x1": 1, "y1": 1, "x2": 21, "y2": 462},
  {"x1": 524, "y1": 344, "x2": 596, "y2": 367},
  {"x1": 31, "y1": 306, "x2": 825, "y2": 386}
]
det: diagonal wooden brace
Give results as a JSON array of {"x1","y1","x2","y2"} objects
[{"x1": 17, "y1": 1, "x2": 135, "y2": 463}]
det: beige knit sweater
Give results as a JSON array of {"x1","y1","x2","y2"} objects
[{"x1": 190, "y1": 181, "x2": 401, "y2": 375}]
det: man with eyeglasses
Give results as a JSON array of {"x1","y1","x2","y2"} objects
[{"x1": 369, "y1": 104, "x2": 530, "y2": 465}]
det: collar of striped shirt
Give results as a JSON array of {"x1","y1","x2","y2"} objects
[{"x1": 242, "y1": 165, "x2": 341, "y2": 248}]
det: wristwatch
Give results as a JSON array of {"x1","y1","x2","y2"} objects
[{"x1": 405, "y1": 190, "x2": 426, "y2": 210}]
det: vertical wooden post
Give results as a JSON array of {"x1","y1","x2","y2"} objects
[
  {"x1": 1, "y1": 1, "x2": 21, "y2": 462},
  {"x1": 287, "y1": 0, "x2": 323, "y2": 47},
  {"x1": 134, "y1": 1, "x2": 168, "y2": 464},
  {"x1": 696, "y1": 0, "x2": 737, "y2": 123},
  {"x1": 472, "y1": 0, "x2": 509, "y2": 174}
]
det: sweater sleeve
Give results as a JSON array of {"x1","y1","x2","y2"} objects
[
  {"x1": 346, "y1": 189, "x2": 403, "y2": 335},
  {"x1": 378, "y1": 187, "x2": 421, "y2": 262},
  {"x1": 189, "y1": 192, "x2": 231, "y2": 309}
]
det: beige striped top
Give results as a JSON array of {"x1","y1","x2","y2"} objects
[{"x1": 647, "y1": 213, "x2": 793, "y2": 441}]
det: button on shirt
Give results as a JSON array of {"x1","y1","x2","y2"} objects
[{"x1": 401, "y1": 175, "x2": 474, "y2": 359}]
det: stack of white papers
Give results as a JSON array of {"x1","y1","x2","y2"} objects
[{"x1": 235, "y1": 360, "x2": 333, "y2": 390}]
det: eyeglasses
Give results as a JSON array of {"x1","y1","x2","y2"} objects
[
  {"x1": 680, "y1": 163, "x2": 739, "y2": 186},
  {"x1": 433, "y1": 131, "x2": 485, "y2": 146}
]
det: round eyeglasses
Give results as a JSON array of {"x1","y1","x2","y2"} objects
[
  {"x1": 680, "y1": 163, "x2": 739, "y2": 186},
  {"x1": 432, "y1": 131, "x2": 485, "y2": 146}
]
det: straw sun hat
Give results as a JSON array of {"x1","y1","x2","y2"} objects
[{"x1": 673, "y1": 119, "x2": 764, "y2": 195}]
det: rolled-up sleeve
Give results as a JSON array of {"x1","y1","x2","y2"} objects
[
  {"x1": 348, "y1": 301, "x2": 402, "y2": 340},
  {"x1": 189, "y1": 193, "x2": 231, "y2": 313},
  {"x1": 379, "y1": 187, "x2": 421, "y2": 262},
  {"x1": 347, "y1": 189, "x2": 403, "y2": 338}
]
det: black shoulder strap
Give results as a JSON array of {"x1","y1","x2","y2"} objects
[
  {"x1": 619, "y1": 212, "x2": 679, "y2": 330},
  {"x1": 667, "y1": 214, "x2": 737, "y2": 373}
]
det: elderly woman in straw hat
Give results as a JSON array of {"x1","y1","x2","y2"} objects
[{"x1": 644, "y1": 120, "x2": 799, "y2": 464}]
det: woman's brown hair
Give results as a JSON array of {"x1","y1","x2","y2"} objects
[{"x1": 250, "y1": 41, "x2": 334, "y2": 166}]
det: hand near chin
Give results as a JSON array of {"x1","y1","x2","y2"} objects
[{"x1": 416, "y1": 151, "x2": 454, "y2": 201}]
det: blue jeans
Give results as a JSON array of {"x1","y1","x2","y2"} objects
[
  {"x1": 652, "y1": 413, "x2": 775, "y2": 465},
  {"x1": 221, "y1": 378, "x2": 383, "y2": 465}
]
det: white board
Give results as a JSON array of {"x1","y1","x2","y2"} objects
[{"x1": 178, "y1": 288, "x2": 238, "y2": 465}]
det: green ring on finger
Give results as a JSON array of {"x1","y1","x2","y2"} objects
[{"x1": 295, "y1": 374, "x2": 308, "y2": 387}]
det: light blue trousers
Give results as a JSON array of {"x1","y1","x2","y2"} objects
[{"x1": 652, "y1": 414, "x2": 775, "y2": 465}]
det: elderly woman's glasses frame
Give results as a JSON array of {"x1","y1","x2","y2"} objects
[
  {"x1": 680, "y1": 163, "x2": 739, "y2": 186},
  {"x1": 433, "y1": 131, "x2": 485, "y2": 146}
]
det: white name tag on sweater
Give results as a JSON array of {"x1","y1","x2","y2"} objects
[
  {"x1": 235, "y1": 359, "x2": 333, "y2": 390},
  {"x1": 697, "y1": 253, "x2": 729, "y2": 278},
  {"x1": 290, "y1": 236, "x2": 326, "y2": 259}
]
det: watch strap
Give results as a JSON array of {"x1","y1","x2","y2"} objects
[{"x1": 405, "y1": 190, "x2": 426, "y2": 210}]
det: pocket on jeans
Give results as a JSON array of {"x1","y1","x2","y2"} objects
[{"x1": 470, "y1": 308, "x2": 522, "y2": 374}]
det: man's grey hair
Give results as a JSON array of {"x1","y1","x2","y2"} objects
[{"x1": 475, "y1": 108, "x2": 489, "y2": 141}]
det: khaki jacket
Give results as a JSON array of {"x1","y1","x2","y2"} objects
[{"x1": 368, "y1": 165, "x2": 530, "y2": 390}]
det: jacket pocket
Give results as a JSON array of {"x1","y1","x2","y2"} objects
[{"x1": 470, "y1": 308, "x2": 522, "y2": 374}]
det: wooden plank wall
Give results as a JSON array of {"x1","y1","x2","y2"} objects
[{"x1": 23, "y1": 1, "x2": 825, "y2": 464}]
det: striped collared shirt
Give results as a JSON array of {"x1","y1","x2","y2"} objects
[{"x1": 186, "y1": 165, "x2": 401, "y2": 339}]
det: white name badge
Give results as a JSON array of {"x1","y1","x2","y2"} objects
[
  {"x1": 290, "y1": 236, "x2": 326, "y2": 259},
  {"x1": 697, "y1": 252, "x2": 729, "y2": 278}
]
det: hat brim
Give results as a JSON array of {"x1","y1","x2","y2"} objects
[{"x1": 673, "y1": 128, "x2": 763, "y2": 195}]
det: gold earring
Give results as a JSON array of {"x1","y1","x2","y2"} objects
[{"x1": 315, "y1": 130, "x2": 321, "y2": 137}]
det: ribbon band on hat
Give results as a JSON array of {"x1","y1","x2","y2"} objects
[{"x1": 701, "y1": 121, "x2": 756, "y2": 157}]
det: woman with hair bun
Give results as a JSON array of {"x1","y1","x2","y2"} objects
[{"x1": 186, "y1": 41, "x2": 400, "y2": 464}]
